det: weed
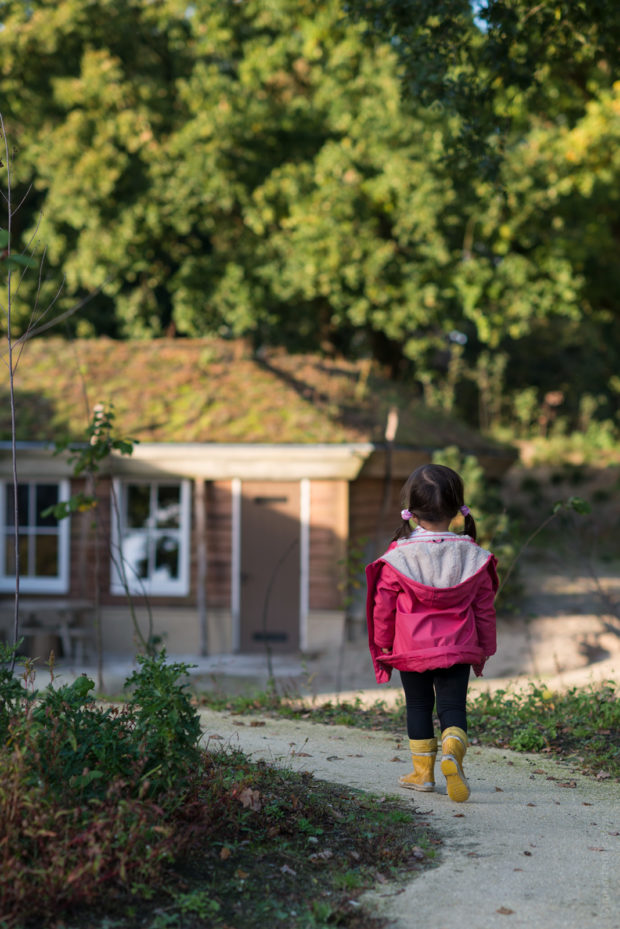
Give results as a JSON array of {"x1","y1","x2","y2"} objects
[{"x1": 467, "y1": 681, "x2": 620, "y2": 777}]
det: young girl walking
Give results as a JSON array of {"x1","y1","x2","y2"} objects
[{"x1": 366, "y1": 463, "x2": 498, "y2": 802}]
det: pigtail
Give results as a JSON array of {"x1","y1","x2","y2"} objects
[
  {"x1": 463, "y1": 512, "x2": 477, "y2": 541},
  {"x1": 391, "y1": 507, "x2": 414, "y2": 542},
  {"x1": 390, "y1": 518, "x2": 411, "y2": 543}
]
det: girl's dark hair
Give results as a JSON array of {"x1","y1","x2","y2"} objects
[{"x1": 391, "y1": 463, "x2": 477, "y2": 542}]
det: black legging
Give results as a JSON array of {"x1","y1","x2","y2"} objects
[{"x1": 399, "y1": 664, "x2": 471, "y2": 740}]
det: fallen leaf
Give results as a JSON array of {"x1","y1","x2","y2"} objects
[
  {"x1": 453, "y1": 813, "x2": 465, "y2": 818},
  {"x1": 583, "y1": 802, "x2": 593, "y2": 806},
  {"x1": 497, "y1": 907, "x2": 514, "y2": 915},
  {"x1": 309, "y1": 849, "x2": 333, "y2": 862},
  {"x1": 588, "y1": 847, "x2": 606, "y2": 852},
  {"x1": 390, "y1": 756, "x2": 403, "y2": 762},
  {"x1": 558, "y1": 781, "x2": 577, "y2": 789},
  {"x1": 527, "y1": 802, "x2": 536, "y2": 807},
  {"x1": 220, "y1": 847, "x2": 232, "y2": 860},
  {"x1": 523, "y1": 851, "x2": 532, "y2": 856},
  {"x1": 237, "y1": 788, "x2": 262, "y2": 811},
  {"x1": 608, "y1": 831, "x2": 620, "y2": 836},
  {"x1": 495, "y1": 786, "x2": 504, "y2": 792},
  {"x1": 235, "y1": 869, "x2": 249, "y2": 880},
  {"x1": 209, "y1": 734, "x2": 224, "y2": 740},
  {"x1": 326, "y1": 755, "x2": 343, "y2": 761},
  {"x1": 292, "y1": 751, "x2": 312, "y2": 757},
  {"x1": 596, "y1": 771, "x2": 611, "y2": 780},
  {"x1": 250, "y1": 720, "x2": 265, "y2": 728},
  {"x1": 532, "y1": 769, "x2": 546, "y2": 775}
]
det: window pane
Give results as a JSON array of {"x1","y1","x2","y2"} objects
[
  {"x1": 35, "y1": 535, "x2": 59, "y2": 576},
  {"x1": 156, "y1": 485, "x2": 181, "y2": 529},
  {"x1": 4, "y1": 533, "x2": 15, "y2": 575},
  {"x1": 5, "y1": 485, "x2": 29, "y2": 528},
  {"x1": 4, "y1": 533, "x2": 28, "y2": 576},
  {"x1": 126, "y1": 485, "x2": 151, "y2": 529},
  {"x1": 121, "y1": 530, "x2": 149, "y2": 581},
  {"x1": 155, "y1": 535, "x2": 179, "y2": 580},
  {"x1": 36, "y1": 485, "x2": 59, "y2": 527}
]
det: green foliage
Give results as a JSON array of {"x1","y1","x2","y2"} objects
[
  {"x1": 1, "y1": 648, "x2": 203, "y2": 805},
  {"x1": 124, "y1": 651, "x2": 203, "y2": 797},
  {"x1": 468, "y1": 681, "x2": 620, "y2": 778}
]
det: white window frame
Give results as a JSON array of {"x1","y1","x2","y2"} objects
[
  {"x1": 0, "y1": 479, "x2": 70, "y2": 594},
  {"x1": 111, "y1": 479, "x2": 191, "y2": 597}
]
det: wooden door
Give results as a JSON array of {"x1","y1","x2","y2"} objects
[{"x1": 240, "y1": 482, "x2": 300, "y2": 653}]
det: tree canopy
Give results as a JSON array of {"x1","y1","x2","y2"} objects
[{"x1": 1, "y1": 0, "x2": 620, "y2": 433}]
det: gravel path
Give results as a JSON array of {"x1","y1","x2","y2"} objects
[{"x1": 199, "y1": 708, "x2": 620, "y2": 929}]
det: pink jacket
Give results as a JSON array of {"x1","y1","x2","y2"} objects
[{"x1": 366, "y1": 533, "x2": 498, "y2": 684}]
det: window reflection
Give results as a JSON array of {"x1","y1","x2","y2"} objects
[
  {"x1": 117, "y1": 482, "x2": 186, "y2": 594},
  {"x1": 156, "y1": 486, "x2": 181, "y2": 529},
  {"x1": 120, "y1": 531, "x2": 149, "y2": 581},
  {"x1": 155, "y1": 535, "x2": 179, "y2": 580},
  {"x1": 126, "y1": 485, "x2": 151, "y2": 529}
]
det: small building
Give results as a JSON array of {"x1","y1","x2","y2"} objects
[{"x1": 0, "y1": 338, "x2": 515, "y2": 659}]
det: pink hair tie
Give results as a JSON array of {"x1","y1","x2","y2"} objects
[
  {"x1": 460, "y1": 505, "x2": 470, "y2": 516},
  {"x1": 401, "y1": 509, "x2": 413, "y2": 521}
]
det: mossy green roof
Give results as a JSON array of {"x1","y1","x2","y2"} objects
[{"x1": 1, "y1": 337, "x2": 509, "y2": 455}]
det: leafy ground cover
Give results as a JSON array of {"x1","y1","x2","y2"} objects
[
  {"x1": 0, "y1": 649, "x2": 438, "y2": 929},
  {"x1": 199, "y1": 679, "x2": 620, "y2": 782}
]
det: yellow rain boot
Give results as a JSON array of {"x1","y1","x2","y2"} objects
[
  {"x1": 399, "y1": 738, "x2": 437, "y2": 792},
  {"x1": 441, "y1": 726, "x2": 470, "y2": 802}
]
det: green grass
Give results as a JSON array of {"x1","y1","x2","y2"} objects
[{"x1": 198, "y1": 679, "x2": 620, "y2": 781}]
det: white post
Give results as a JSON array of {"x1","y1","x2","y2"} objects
[
  {"x1": 299, "y1": 478, "x2": 310, "y2": 652},
  {"x1": 231, "y1": 478, "x2": 241, "y2": 652}
]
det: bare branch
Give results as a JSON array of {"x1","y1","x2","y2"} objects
[
  {"x1": 10, "y1": 182, "x2": 34, "y2": 218},
  {"x1": 17, "y1": 280, "x2": 109, "y2": 343}
]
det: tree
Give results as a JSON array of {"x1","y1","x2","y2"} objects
[{"x1": 2, "y1": 0, "x2": 620, "y2": 431}]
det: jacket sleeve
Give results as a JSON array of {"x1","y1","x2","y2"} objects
[
  {"x1": 372, "y1": 564, "x2": 401, "y2": 649},
  {"x1": 472, "y1": 557, "x2": 498, "y2": 658},
  {"x1": 365, "y1": 560, "x2": 400, "y2": 684}
]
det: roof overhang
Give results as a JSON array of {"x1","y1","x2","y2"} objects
[{"x1": 0, "y1": 442, "x2": 376, "y2": 481}]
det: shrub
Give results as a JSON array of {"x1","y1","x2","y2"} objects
[{"x1": 0, "y1": 647, "x2": 207, "y2": 926}]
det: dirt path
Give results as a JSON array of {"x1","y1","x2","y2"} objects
[{"x1": 199, "y1": 708, "x2": 620, "y2": 929}]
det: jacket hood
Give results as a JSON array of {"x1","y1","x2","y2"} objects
[{"x1": 379, "y1": 536, "x2": 493, "y2": 606}]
